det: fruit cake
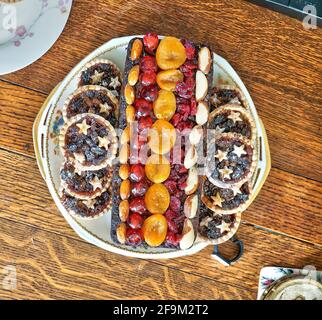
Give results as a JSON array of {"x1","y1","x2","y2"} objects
[{"x1": 111, "y1": 33, "x2": 213, "y2": 250}]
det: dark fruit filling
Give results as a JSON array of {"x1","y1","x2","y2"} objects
[
  {"x1": 66, "y1": 89, "x2": 117, "y2": 127},
  {"x1": 203, "y1": 178, "x2": 250, "y2": 210},
  {"x1": 209, "y1": 136, "x2": 253, "y2": 183},
  {"x1": 61, "y1": 189, "x2": 111, "y2": 218},
  {"x1": 209, "y1": 87, "x2": 245, "y2": 111},
  {"x1": 64, "y1": 116, "x2": 112, "y2": 166},
  {"x1": 60, "y1": 162, "x2": 111, "y2": 196},
  {"x1": 208, "y1": 110, "x2": 251, "y2": 138},
  {"x1": 199, "y1": 202, "x2": 236, "y2": 239},
  {"x1": 79, "y1": 62, "x2": 121, "y2": 96}
]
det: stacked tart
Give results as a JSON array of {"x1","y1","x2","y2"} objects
[
  {"x1": 59, "y1": 60, "x2": 121, "y2": 219},
  {"x1": 111, "y1": 33, "x2": 214, "y2": 249}
]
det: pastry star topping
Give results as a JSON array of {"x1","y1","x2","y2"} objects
[
  {"x1": 211, "y1": 192, "x2": 223, "y2": 208},
  {"x1": 109, "y1": 76, "x2": 121, "y2": 89},
  {"x1": 74, "y1": 152, "x2": 85, "y2": 164},
  {"x1": 232, "y1": 144, "x2": 247, "y2": 158},
  {"x1": 99, "y1": 103, "x2": 112, "y2": 114},
  {"x1": 231, "y1": 185, "x2": 243, "y2": 197},
  {"x1": 76, "y1": 119, "x2": 91, "y2": 135},
  {"x1": 219, "y1": 167, "x2": 233, "y2": 180},
  {"x1": 98, "y1": 136, "x2": 110, "y2": 150},
  {"x1": 82, "y1": 198, "x2": 96, "y2": 210},
  {"x1": 90, "y1": 176, "x2": 102, "y2": 191},
  {"x1": 227, "y1": 111, "x2": 242, "y2": 124},
  {"x1": 216, "y1": 220, "x2": 231, "y2": 233},
  {"x1": 200, "y1": 216, "x2": 213, "y2": 228},
  {"x1": 214, "y1": 149, "x2": 228, "y2": 162},
  {"x1": 90, "y1": 70, "x2": 105, "y2": 84}
]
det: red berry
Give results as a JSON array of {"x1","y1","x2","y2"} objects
[
  {"x1": 166, "y1": 217, "x2": 179, "y2": 233},
  {"x1": 182, "y1": 40, "x2": 196, "y2": 60},
  {"x1": 171, "y1": 113, "x2": 182, "y2": 127},
  {"x1": 131, "y1": 180, "x2": 149, "y2": 197},
  {"x1": 129, "y1": 197, "x2": 146, "y2": 214},
  {"x1": 130, "y1": 164, "x2": 145, "y2": 182},
  {"x1": 140, "y1": 71, "x2": 156, "y2": 86},
  {"x1": 143, "y1": 32, "x2": 159, "y2": 52},
  {"x1": 190, "y1": 98, "x2": 197, "y2": 116},
  {"x1": 126, "y1": 228, "x2": 143, "y2": 245},
  {"x1": 138, "y1": 116, "x2": 153, "y2": 133},
  {"x1": 140, "y1": 56, "x2": 157, "y2": 72},
  {"x1": 164, "y1": 180, "x2": 177, "y2": 194},
  {"x1": 170, "y1": 196, "x2": 181, "y2": 212},
  {"x1": 164, "y1": 209, "x2": 177, "y2": 220},
  {"x1": 128, "y1": 212, "x2": 144, "y2": 229},
  {"x1": 165, "y1": 231, "x2": 181, "y2": 246},
  {"x1": 140, "y1": 84, "x2": 158, "y2": 102},
  {"x1": 135, "y1": 99, "x2": 153, "y2": 117}
]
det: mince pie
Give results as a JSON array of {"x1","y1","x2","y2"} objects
[
  {"x1": 60, "y1": 113, "x2": 118, "y2": 171},
  {"x1": 60, "y1": 161, "x2": 112, "y2": 200},
  {"x1": 60, "y1": 188, "x2": 112, "y2": 219},
  {"x1": 208, "y1": 104, "x2": 256, "y2": 142},
  {"x1": 197, "y1": 201, "x2": 241, "y2": 244},
  {"x1": 63, "y1": 85, "x2": 119, "y2": 126},
  {"x1": 209, "y1": 85, "x2": 248, "y2": 111},
  {"x1": 206, "y1": 132, "x2": 257, "y2": 188},
  {"x1": 201, "y1": 177, "x2": 252, "y2": 214},
  {"x1": 78, "y1": 59, "x2": 122, "y2": 97}
]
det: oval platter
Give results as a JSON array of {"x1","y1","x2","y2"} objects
[{"x1": 33, "y1": 35, "x2": 271, "y2": 259}]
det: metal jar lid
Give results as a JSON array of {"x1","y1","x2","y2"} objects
[{"x1": 261, "y1": 274, "x2": 322, "y2": 300}]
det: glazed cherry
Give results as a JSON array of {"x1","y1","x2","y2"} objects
[
  {"x1": 128, "y1": 212, "x2": 144, "y2": 229},
  {"x1": 130, "y1": 164, "x2": 145, "y2": 182},
  {"x1": 140, "y1": 56, "x2": 158, "y2": 72},
  {"x1": 143, "y1": 32, "x2": 159, "y2": 52},
  {"x1": 140, "y1": 84, "x2": 158, "y2": 102},
  {"x1": 141, "y1": 71, "x2": 156, "y2": 86},
  {"x1": 138, "y1": 116, "x2": 153, "y2": 133},
  {"x1": 131, "y1": 180, "x2": 149, "y2": 197},
  {"x1": 135, "y1": 99, "x2": 153, "y2": 117},
  {"x1": 129, "y1": 197, "x2": 146, "y2": 214},
  {"x1": 126, "y1": 228, "x2": 143, "y2": 245}
]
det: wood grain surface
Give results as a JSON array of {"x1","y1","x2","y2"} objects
[{"x1": 0, "y1": 0, "x2": 321, "y2": 300}]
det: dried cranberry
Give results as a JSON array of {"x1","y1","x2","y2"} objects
[
  {"x1": 170, "y1": 196, "x2": 181, "y2": 212},
  {"x1": 135, "y1": 99, "x2": 153, "y2": 117},
  {"x1": 166, "y1": 217, "x2": 179, "y2": 233},
  {"x1": 140, "y1": 71, "x2": 156, "y2": 86},
  {"x1": 174, "y1": 189, "x2": 185, "y2": 199},
  {"x1": 185, "y1": 77, "x2": 195, "y2": 91},
  {"x1": 171, "y1": 113, "x2": 182, "y2": 127},
  {"x1": 165, "y1": 231, "x2": 180, "y2": 246},
  {"x1": 128, "y1": 212, "x2": 144, "y2": 229},
  {"x1": 138, "y1": 116, "x2": 153, "y2": 133},
  {"x1": 175, "y1": 82, "x2": 193, "y2": 99},
  {"x1": 164, "y1": 180, "x2": 177, "y2": 194},
  {"x1": 129, "y1": 197, "x2": 146, "y2": 214},
  {"x1": 182, "y1": 40, "x2": 196, "y2": 60},
  {"x1": 180, "y1": 61, "x2": 197, "y2": 73},
  {"x1": 140, "y1": 56, "x2": 157, "y2": 72},
  {"x1": 126, "y1": 228, "x2": 143, "y2": 245},
  {"x1": 190, "y1": 98, "x2": 197, "y2": 116},
  {"x1": 164, "y1": 209, "x2": 177, "y2": 220},
  {"x1": 176, "y1": 120, "x2": 194, "y2": 133},
  {"x1": 131, "y1": 180, "x2": 149, "y2": 197},
  {"x1": 140, "y1": 84, "x2": 158, "y2": 102},
  {"x1": 176, "y1": 96, "x2": 190, "y2": 105},
  {"x1": 129, "y1": 164, "x2": 145, "y2": 182},
  {"x1": 143, "y1": 32, "x2": 159, "y2": 52},
  {"x1": 177, "y1": 104, "x2": 190, "y2": 115}
]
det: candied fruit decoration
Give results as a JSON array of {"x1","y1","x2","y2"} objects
[
  {"x1": 156, "y1": 36, "x2": 187, "y2": 70},
  {"x1": 130, "y1": 39, "x2": 143, "y2": 61},
  {"x1": 145, "y1": 154, "x2": 170, "y2": 183},
  {"x1": 126, "y1": 227, "x2": 143, "y2": 245},
  {"x1": 143, "y1": 32, "x2": 159, "y2": 52},
  {"x1": 153, "y1": 89, "x2": 176, "y2": 121},
  {"x1": 129, "y1": 164, "x2": 145, "y2": 182},
  {"x1": 141, "y1": 71, "x2": 157, "y2": 86},
  {"x1": 129, "y1": 197, "x2": 146, "y2": 214},
  {"x1": 140, "y1": 56, "x2": 158, "y2": 72},
  {"x1": 142, "y1": 214, "x2": 168, "y2": 247},
  {"x1": 140, "y1": 84, "x2": 158, "y2": 102},
  {"x1": 156, "y1": 69, "x2": 184, "y2": 91},
  {"x1": 128, "y1": 212, "x2": 144, "y2": 229},
  {"x1": 135, "y1": 99, "x2": 153, "y2": 118},
  {"x1": 148, "y1": 119, "x2": 176, "y2": 155},
  {"x1": 145, "y1": 183, "x2": 170, "y2": 214}
]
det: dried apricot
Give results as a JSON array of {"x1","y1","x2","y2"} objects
[
  {"x1": 145, "y1": 183, "x2": 170, "y2": 214},
  {"x1": 148, "y1": 119, "x2": 176, "y2": 155},
  {"x1": 142, "y1": 214, "x2": 168, "y2": 247},
  {"x1": 156, "y1": 69, "x2": 183, "y2": 91},
  {"x1": 153, "y1": 89, "x2": 176, "y2": 121},
  {"x1": 156, "y1": 36, "x2": 187, "y2": 70},
  {"x1": 145, "y1": 154, "x2": 170, "y2": 183}
]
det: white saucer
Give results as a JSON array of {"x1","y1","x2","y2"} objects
[{"x1": 0, "y1": 0, "x2": 73, "y2": 75}]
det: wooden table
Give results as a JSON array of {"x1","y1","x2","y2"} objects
[{"x1": 0, "y1": 0, "x2": 321, "y2": 300}]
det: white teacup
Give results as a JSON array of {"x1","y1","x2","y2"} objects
[{"x1": 0, "y1": 0, "x2": 42, "y2": 45}]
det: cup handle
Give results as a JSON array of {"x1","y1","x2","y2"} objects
[{"x1": 211, "y1": 236, "x2": 244, "y2": 266}]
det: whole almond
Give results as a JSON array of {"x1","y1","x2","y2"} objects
[
  {"x1": 128, "y1": 65, "x2": 140, "y2": 86},
  {"x1": 124, "y1": 84, "x2": 135, "y2": 105},
  {"x1": 119, "y1": 200, "x2": 129, "y2": 222},
  {"x1": 120, "y1": 179, "x2": 131, "y2": 200},
  {"x1": 116, "y1": 223, "x2": 127, "y2": 244},
  {"x1": 119, "y1": 164, "x2": 130, "y2": 180},
  {"x1": 130, "y1": 39, "x2": 143, "y2": 61}
]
